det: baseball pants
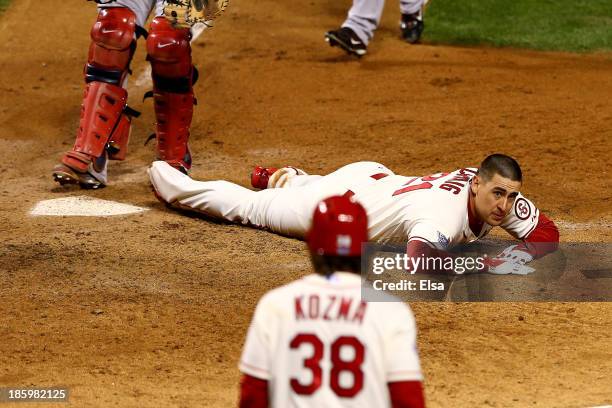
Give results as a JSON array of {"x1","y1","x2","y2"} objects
[
  {"x1": 343, "y1": 0, "x2": 425, "y2": 44},
  {"x1": 149, "y1": 161, "x2": 394, "y2": 238}
]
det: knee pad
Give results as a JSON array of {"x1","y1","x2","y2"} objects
[
  {"x1": 87, "y1": 7, "x2": 137, "y2": 84},
  {"x1": 147, "y1": 17, "x2": 193, "y2": 93}
]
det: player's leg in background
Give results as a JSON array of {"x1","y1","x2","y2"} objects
[
  {"x1": 325, "y1": 0, "x2": 385, "y2": 56},
  {"x1": 343, "y1": 0, "x2": 386, "y2": 46},
  {"x1": 399, "y1": 0, "x2": 426, "y2": 43},
  {"x1": 146, "y1": 6, "x2": 197, "y2": 174}
]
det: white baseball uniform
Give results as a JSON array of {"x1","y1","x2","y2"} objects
[
  {"x1": 343, "y1": 0, "x2": 425, "y2": 45},
  {"x1": 148, "y1": 161, "x2": 540, "y2": 249},
  {"x1": 239, "y1": 271, "x2": 422, "y2": 407}
]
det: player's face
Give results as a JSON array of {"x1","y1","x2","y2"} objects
[{"x1": 472, "y1": 174, "x2": 521, "y2": 226}]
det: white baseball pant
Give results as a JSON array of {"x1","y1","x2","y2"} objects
[
  {"x1": 148, "y1": 161, "x2": 393, "y2": 238},
  {"x1": 343, "y1": 0, "x2": 425, "y2": 44}
]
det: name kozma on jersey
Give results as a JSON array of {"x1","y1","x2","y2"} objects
[{"x1": 294, "y1": 295, "x2": 368, "y2": 324}]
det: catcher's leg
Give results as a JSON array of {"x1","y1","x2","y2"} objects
[
  {"x1": 147, "y1": 17, "x2": 196, "y2": 173},
  {"x1": 53, "y1": 7, "x2": 141, "y2": 189}
]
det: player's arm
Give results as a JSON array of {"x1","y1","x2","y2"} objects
[
  {"x1": 388, "y1": 381, "x2": 426, "y2": 408},
  {"x1": 239, "y1": 374, "x2": 269, "y2": 408},
  {"x1": 238, "y1": 298, "x2": 273, "y2": 407},
  {"x1": 497, "y1": 193, "x2": 559, "y2": 257},
  {"x1": 512, "y1": 212, "x2": 559, "y2": 259},
  {"x1": 406, "y1": 240, "x2": 457, "y2": 274},
  {"x1": 384, "y1": 304, "x2": 426, "y2": 407},
  {"x1": 405, "y1": 223, "x2": 460, "y2": 274}
]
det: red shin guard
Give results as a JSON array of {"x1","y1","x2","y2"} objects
[
  {"x1": 153, "y1": 91, "x2": 193, "y2": 169},
  {"x1": 107, "y1": 111, "x2": 133, "y2": 161},
  {"x1": 147, "y1": 17, "x2": 195, "y2": 171},
  {"x1": 61, "y1": 8, "x2": 137, "y2": 173},
  {"x1": 63, "y1": 82, "x2": 128, "y2": 172}
]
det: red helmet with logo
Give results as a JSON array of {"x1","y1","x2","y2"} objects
[{"x1": 307, "y1": 195, "x2": 368, "y2": 257}]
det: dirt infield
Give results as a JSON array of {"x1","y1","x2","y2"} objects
[{"x1": 0, "y1": 0, "x2": 611, "y2": 407}]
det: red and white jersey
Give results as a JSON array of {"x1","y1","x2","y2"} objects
[
  {"x1": 351, "y1": 167, "x2": 540, "y2": 248},
  {"x1": 239, "y1": 272, "x2": 422, "y2": 408}
]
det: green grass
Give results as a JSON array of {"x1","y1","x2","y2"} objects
[
  {"x1": 0, "y1": 0, "x2": 10, "y2": 12},
  {"x1": 425, "y1": 0, "x2": 612, "y2": 52}
]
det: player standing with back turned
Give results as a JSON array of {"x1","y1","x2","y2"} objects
[{"x1": 238, "y1": 195, "x2": 425, "y2": 407}]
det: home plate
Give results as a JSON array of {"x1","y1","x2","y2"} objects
[{"x1": 30, "y1": 196, "x2": 149, "y2": 217}]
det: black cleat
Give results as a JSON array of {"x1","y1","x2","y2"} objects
[
  {"x1": 400, "y1": 11, "x2": 424, "y2": 44},
  {"x1": 52, "y1": 153, "x2": 108, "y2": 190},
  {"x1": 325, "y1": 27, "x2": 367, "y2": 57},
  {"x1": 52, "y1": 164, "x2": 105, "y2": 189}
]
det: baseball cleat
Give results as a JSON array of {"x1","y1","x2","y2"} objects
[
  {"x1": 251, "y1": 166, "x2": 278, "y2": 190},
  {"x1": 52, "y1": 164, "x2": 106, "y2": 189},
  {"x1": 400, "y1": 11, "x2": 424, "y2": 44},
  {"x1": 52, "y1": 153, "x2": 108, "y2": 189},
  {"x1": 325, "y1": 27, "x2": 367, "y2": 57}
]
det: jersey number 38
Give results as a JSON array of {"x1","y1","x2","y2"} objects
[{"x1": 290, "y1": 333, "x2": 365, "y2": 397}]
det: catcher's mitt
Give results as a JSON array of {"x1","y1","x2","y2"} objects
[{"x1": 163, "y1": 0, "x2": 229, "y2": 28}]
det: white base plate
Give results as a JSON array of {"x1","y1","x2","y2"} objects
[{"x1": 30, "y1": 196, "x2": 148, "y2": 217}]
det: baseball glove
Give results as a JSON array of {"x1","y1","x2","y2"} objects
[{"x1": 163, "y1": 0, "x2": 229, "y2": 29}]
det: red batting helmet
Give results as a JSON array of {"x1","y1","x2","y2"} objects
[{"x1": 307, "y1": 195, "x2": 368, "y2": 257}]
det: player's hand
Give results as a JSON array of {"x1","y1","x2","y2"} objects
[
  {"x1": 484, "y1": 245, "x2": 535, "y2": 275},
  {"x1": 163, "y1": 0, "x2": 229, "y2": 29},
  {"x1": 267, "y1": 167, "x2": 307, "y2": 188}
]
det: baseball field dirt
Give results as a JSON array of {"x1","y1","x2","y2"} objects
[{"x1": 0, "y1": 0, "x2": 611, "y2": 407}]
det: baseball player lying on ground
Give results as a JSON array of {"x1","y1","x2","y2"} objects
[
  {"x1": 239, "y1": 195, "x2": 425, "y2": 408},
  {"x1": 148, "y1": 154, "x2": 559, "y2": 274}
]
